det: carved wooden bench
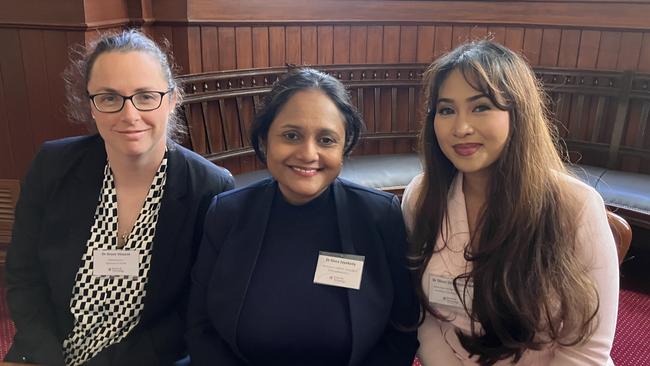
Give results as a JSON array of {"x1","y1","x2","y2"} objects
[{"x1": 178, "y1": 64, "x2": 650, "y2": 230}]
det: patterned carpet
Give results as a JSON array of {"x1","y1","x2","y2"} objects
[{"x1": 0, "y1": 275, "x2": 647, "y2": 364}]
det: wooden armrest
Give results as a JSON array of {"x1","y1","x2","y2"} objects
[{"x1": 606, "y1": 210, "x2": 632, "y2": 265}]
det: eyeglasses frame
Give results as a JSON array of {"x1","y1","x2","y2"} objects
[{"x1": 88, "y1": 89, "x2": 172, "y2": 113}]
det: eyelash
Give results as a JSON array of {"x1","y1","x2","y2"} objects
[
  {"x1": 437, "y1": 104, "x2": 492, "y2": 115},
  {"x1": 281, "y1": 132, "x2": 338, "y2": 146}
]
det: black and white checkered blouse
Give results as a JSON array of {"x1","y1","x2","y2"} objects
[{"x1": 62, "y1": 156, "x2": 168, "y2": 366}]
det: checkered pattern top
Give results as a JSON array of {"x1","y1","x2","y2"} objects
[{"x1": 62, "y1": 156, "x2": 168, "y2": 366}]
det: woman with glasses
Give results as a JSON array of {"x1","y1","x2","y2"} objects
[{"x1": 5, "y1": 29, "x2": 234, "y2": 365}]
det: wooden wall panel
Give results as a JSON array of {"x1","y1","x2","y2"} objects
[
  {"x1": 400, "y1": 26, "x2": 417, "y2": 63},
  {"x1": 0, "y1": 29, "x2": 36, "y2": 179},
  {"x1": 433, "y1": 25, "x2": 452, "y2": 59},
  {"x1": 636, "y1": 33, "x2": 650, "y2": 72},
  {"x1": 470, "y1": 25, "x2": 488, "y2": 40},
  {"x1": 416, "y1": 26, "x2": 435, "y2": 63},
  {"x1": 504, "y1": 27, "x2": 525, "y2": 52},
  {"x1": 596, "y1": 31, "x2": 622, "y2": 69},
  {"x1": 488, "y1": 26, "x2": 506, "y2": 44},
  {"x1": 0, "y1": 68, "x2": 16, "y2": 179},
  {"x1": 539, "y1": 28, "x2": 561, "y2": 66},
  {"x1": 333, "y1": 26, "x2": 350, "y2": 64},
  {"x1": 617, "y1": 32, "x2": 643, "y2": 70},
  {"x1": 367, "y1": 26, "x2": 383, "y2": 63},
  {"x1": 383, "y1": 26, "x2": 400, "y2": 63},
  {"x1": 218, "y1": 27, "x2": 237, "y2": 70},
  {"x1": 522, "y1": 28, "x2": 543, "y2": 65},
  {"x1": 350, "y1": 26, "x2": 367, "y2": 63},
  {"x1": 577, "y1": 30, "x2": 601, "y2": 69},
  {"x1": 20, "y1": 29, "x2": 52, "y2": 145},
  {"x1": 269, "y1": 26, "x2": 285, "y2": 67},
  {"x1": 317, "y1": 26, "x2": 334, "y2": 64},
  {"x1": 557, "y1": 29, "x2": 580, "y2": 67},
  {"x1": 252, "y1": 27, "x2": 269, "y2": 68},
  {"x1": 301, "y1": 26, "x2": 317, "y2": 65},
  {"x1": 286, "y1": 26, "x2": 301, "y2": 65},
  {"x1": 3, "y1": 0, "x2": 650, "y2": 179},
  {"x1": 451, "y1": 25, "x2": 470, "y2": 48},
  {"x1": 200, "y1": 26, "x2": 219, "y2": 72}
]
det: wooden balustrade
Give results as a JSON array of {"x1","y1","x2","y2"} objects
[{"x1": 178, "y1": 64, "x2": 650, "y2": 176}]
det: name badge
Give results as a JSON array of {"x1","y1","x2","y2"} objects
[
  {"x1": 428, "y1": 274, "x2": 473, "y2": 311},
  {"x1": 93, "y1": 249, "x2": 139, "y2": 277},
  {"x1": 313, "y1": 251, "x2": 365, "y2": 290}
]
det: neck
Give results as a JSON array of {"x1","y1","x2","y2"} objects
[
  {"x1": 106, "y1": 143, "x2": 165, "y2": 188},
  {"x1": 462, "y1": 170, "x2": 490, "y2": 203}
]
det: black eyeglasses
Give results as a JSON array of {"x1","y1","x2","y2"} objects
[{"x1": 88, "y1": 90, "x2": 171, "y2": 113}]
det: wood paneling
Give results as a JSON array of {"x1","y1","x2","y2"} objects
[
  {"x1": 268, "y1": 26, "x2": 285, "y2": 67},
  {"x1": 3, "y1": 0, "x2": 650, "y2": 179},
  {"x1": 416, "y1": 26, "x2": 435, "y2": 63},
  {"x1": 183, "y1": 1, "x2": 650, "y2": 31},
  {"x1": 235, "y1": 27, "x2": 253, "y2": 69},
  {"x1": 333, "y1": 26, "x2": 350, "y2": 64},
  {"x1": 301, "y1": 26, "x2": 317, "y2": 65},
  {"x1": 317, "y1": 26, "x2": 334, "y2": 64}
]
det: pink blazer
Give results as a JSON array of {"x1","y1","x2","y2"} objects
[{"x1": 402, "y1": 173, "x2": 619, "y2": 365}]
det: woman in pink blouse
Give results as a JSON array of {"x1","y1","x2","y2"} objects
[{"x1": 402, "y1": 40, "x2": 619, "y2": 365}]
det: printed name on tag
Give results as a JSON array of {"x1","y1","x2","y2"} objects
[
  {"x1": 313, "y1": 251, "x2": 365, "y2": 290},
  {"x1": 428, "y1": 274, "x2": 473, "y2": 311},
  {"x1": 93, "y1": 249, "x2": 140, "y2": 277}
]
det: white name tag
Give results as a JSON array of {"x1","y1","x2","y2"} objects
[
  {"x1": 93, "y1": 249, "x2": 139, "y2": 277},
  {"x1": 313, "y1": 251, "x2": 365, "y2": 290},
  {"x1": 428, "y1": 274, "x2": 473, "y2": 311}
]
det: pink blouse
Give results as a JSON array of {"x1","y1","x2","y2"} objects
[{"x1": 402, "y1": 173, "x2": 619, "y2": 365}]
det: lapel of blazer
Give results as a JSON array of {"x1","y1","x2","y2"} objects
[
  {"x1": 332, "y1": 179, "x2": 370, "y2": 366},
  {"x1": 214, "y1": 179, "x2": 276, "y2": 360},
  {"x1": 59, "y1": 137, "x2": 107, "y2": 300},
  {"x1": 141, "y1": 144, "x2": 189, "y2": 317}
]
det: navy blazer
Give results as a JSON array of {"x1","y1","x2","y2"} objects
[
  {"x1": 187, "y1": 178, "x2": 419, "y2": 366},
  {"x1": 5, "y1": 134, "x2": 234, "y2": 365}
]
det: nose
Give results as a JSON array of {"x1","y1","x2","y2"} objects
[
  {"x1": 120, "y1": 99, "x2": 141, "y2": 123},
  {"x1": 452, "y1": 112, "x2": 474, "y2": 138},
  {"x1": 296, "y1": 139, "x2": 319, "y2": 162}
]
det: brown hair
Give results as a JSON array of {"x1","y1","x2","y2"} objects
[
  {"x1": 409, "y1": 40, "x2": 598, "y2": 364},
  {"x1": 64, "y1": 29, "x2": 185, "y2": 141}
]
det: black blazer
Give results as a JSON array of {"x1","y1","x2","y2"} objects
[
  {"x1": 5, "y1": 134, "x2": 234, "y2": 366},
  {"x1": 187, "y1": 178, "x2": 419, "y2": 366}
]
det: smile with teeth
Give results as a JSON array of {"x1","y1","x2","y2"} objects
[{"x1": 290, "y1": 165, "x2": 321, "y2": 177}]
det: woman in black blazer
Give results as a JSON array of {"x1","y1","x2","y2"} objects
[
  {"x1": 5, "y1": 30, "x2": 234, "y2": 365},
  {"x1": 187, "y1": 68, "x2": 419, "y2": 365}
]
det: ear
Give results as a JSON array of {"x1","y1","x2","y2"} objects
[
  {"x1": 167, "y1": 90, "x2": 179, "y2": 113},
  {"x1": 258, "y1": 138, "x2": 267, "y2": 160}
]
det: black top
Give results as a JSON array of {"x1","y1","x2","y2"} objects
[{"x1": 237, "y1": 186, "x2": 352, "y2": 365}]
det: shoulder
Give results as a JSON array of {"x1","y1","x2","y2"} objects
[
  {"x1": 336, "y1": 178, "x2": 396, "y2": 204},
  {"x1": 401, "y1": 173, "x2": 425, "y2": 224},
  {"x1": 217, "y1": 178, "x2": 273, "y2": 202},
  {"x1": 558, "y1": 172, "x2": 606, "y2": 212},
  {"x1": 207, "y1": 178, "x2": 274, "y2": 213},
  {"x1": 29, "y1": 135, "x2": 103, "y2": 177},
  {"x1": 39, "y1": 134, "x2": 102, "y2": 159},
  {"x1": 168, "y1": 142, "x2": 234, "y2": 188}
]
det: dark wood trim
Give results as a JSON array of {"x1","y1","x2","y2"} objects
[{"x1": 174, "y1": 1, "x2": 650, "y2": 31}]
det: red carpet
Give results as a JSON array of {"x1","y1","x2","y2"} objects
[
  {"x1": 0, "y1": 275, "x2": 647, "y2": 364},
  {"x1": 611, "y1": 289, "x2": 650, "y2": 366}
]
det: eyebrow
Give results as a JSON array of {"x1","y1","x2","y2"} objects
[
  {"x1": 89, "y1": 87, "x2": 164, "y2": 94},
  {"x1": 279, "y1": 124, "x2": 343, "y2": 138},
  {"x1": 437, "y1": 93, "x2": 489, "y2": 105}
]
